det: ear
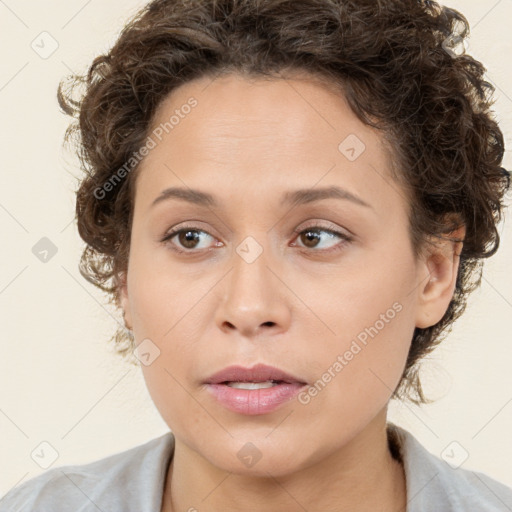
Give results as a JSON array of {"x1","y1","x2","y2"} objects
[
  {"x1": 118, "y1": 270, "x2": 133, "y2": 331},
  {"x1": 415, "y1": 224, "x2": 466, "y2": 329}
]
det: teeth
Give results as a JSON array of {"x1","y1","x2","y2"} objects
[{"x1": 226, "y1": 380, "x2": 279, "y2": 390}]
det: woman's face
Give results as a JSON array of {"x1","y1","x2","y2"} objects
[{"x1": 121, "y1": 72, "x2": 445, "y2": 476}]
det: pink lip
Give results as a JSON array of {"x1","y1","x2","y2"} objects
[
  {"x1": 203, "y1": 363, "x2": 308, "y2": 415},
  {"x1": 204, "y1": 363, "x2": 307, "y2": 385},
  {"x1": 206, "y1": 382, "x2": 307, "y2": 415}
]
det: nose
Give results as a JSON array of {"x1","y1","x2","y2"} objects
[{"x1": 214, "y1": 237, "x2": 292, "y2": 339}]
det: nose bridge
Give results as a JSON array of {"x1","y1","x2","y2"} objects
[{"x1": 229, "y1": 233, "x2": 274, "y2": 304}]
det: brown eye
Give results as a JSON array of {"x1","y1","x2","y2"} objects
[
  {"x1": 161, "y1": 224, "x2": 352, "y2": 255},
  {"x1": 161, "y1": 226, "x2": 217, "y2": 253},
  {"x1": 294, "y1": 226, "x2": 352, "y2": 253}
]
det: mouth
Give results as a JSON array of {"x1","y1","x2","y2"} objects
[{"x1": 203, "y1": 364, "x2": 308, "y2": 415}]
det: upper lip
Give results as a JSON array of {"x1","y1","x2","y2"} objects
[{"x1": 204, "y1": 363, "x2": 307, "y2": 385}]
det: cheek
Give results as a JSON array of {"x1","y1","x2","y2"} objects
[
  {"x1": 127, "y1": 247, "x2": 206, "y2": 338},
  {"x1": 127, "y1": 255, "x2": 211, "y2": 425},
  {"x1": 299, "y1": 252, "x2": 418, "y2": 408},
  {"x1": 295, "y1": 298, "x2": 415, "y2": 445}
]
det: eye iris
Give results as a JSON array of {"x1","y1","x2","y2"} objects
[
  {"x1": 301, "y1": 230, "x2": 320, "y2": 248},
  {"x1": 179, "y1": 230, "x2": 200, "y2": 249}
]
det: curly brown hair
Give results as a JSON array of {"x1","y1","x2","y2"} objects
[{"x1": 57, "y1": 0, "x2": 509, "y2": 405}]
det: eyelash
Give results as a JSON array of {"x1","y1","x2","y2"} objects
[{"x1": 160, "y1": 223, "x2": 353, "y2": 255}]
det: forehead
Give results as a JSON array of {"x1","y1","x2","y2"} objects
[{"x1": 133, "y1": 72, "x2": 406, "y2": 216}]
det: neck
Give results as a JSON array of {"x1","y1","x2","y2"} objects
[{"x1": 161, "y1": 411, "x2": 407, "y2": 512}]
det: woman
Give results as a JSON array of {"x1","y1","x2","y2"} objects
[{"x1": 2, "y1": 0, "x2": 511, "y2": 510}]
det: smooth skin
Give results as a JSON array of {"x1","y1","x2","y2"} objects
[{"x1": 120, "y1": 71, "x2": 465, "y2": 512}]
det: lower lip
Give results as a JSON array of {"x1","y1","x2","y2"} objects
[{"x1": 205, "y1": 382, "x2": 307, "y2": 415}]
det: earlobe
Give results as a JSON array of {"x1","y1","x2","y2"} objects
[{"x1": 415, "y1": 226, "x2": 465, "y2": 329}]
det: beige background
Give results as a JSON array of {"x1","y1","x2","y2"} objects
[{"x1": 1, "y1": 0, "x2": 511, "y2": 498}]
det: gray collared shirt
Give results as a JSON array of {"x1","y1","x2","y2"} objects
[{"x1": 1, "y1": 423, "x2": 511, "y2": 511}]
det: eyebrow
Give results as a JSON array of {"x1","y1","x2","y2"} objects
[{"x1": 151, "y1": 185, "x2": 373, "y2": 210}]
